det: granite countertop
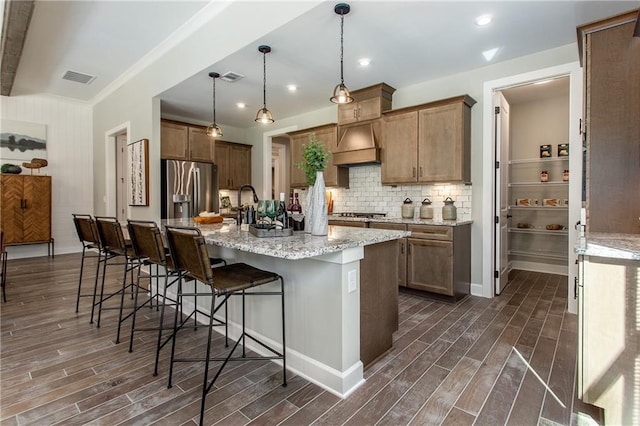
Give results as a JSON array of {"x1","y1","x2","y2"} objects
[
  {"x1": 163, "y1": 218, "x2": 409, "y2": 260},
  {"x1": 328, "y1": 215, "x2": 472, "y2": 226},
  {"x1": 575, "y1": 232, "x2": 640, "y2": 260}
]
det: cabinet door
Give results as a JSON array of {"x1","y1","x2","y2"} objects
[
  {"x1": 407, "y1": 238, "x2": 453, "y2": 296},
  {"x1": 161, "y1": 121, "x2": 189, "y2": 160},
  {"x1": 289, "y1": 134, "x2": 308, "y2": 188},
  {"x1": 381, "y1": 111, "x2": 418, "y2": 184},
  {"x1": 0, "y1": 175, "x2": 25, "y2": 244},
  {"x1": 418, "y1": 103, "x2": 467, "y2": 183},
  {"x1": 337, "y1": 104, "x2": 358, "y2": 125},
  {"x1": 189, "y1": 126, "x2": 215, "y2": 163},
  {"x1": 215, "y1": 142, "x2": 231, "y2": 189},
  {"x1": 229, "y1": 144, "x2": 251, "y2": 189},
  {"x1": 369, "y1": 222, "x2": 407, "y2": 287},
  {"x1": 313, "y1": 126, "x2": 340, "y2": 187},
  {"x1": 357, "y1": 97, "x2": 382, "y2": 121},
  {"x1": 23, "y1": 176, "x2": 51, "y2": 243}
]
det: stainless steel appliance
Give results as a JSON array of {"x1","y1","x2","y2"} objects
[{"x1": 161, "y1": 160, "x2": 218, "y2": 219}]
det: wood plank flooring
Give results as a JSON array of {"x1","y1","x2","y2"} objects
[{"x1": 1, "y1": 253, "x2": 601, "y2": 425}]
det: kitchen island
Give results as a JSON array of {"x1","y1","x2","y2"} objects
[{"x1": 162, "y1": 219, "x2": 409, "y2": 397}]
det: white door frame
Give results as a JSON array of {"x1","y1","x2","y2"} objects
[
  {"x1": 482, "y1": 62, "x2": 582, "y2": 313},
  {"x1": 261, "y1": 125, "x2": 298, "y2": 200},
  {"x1": 104, "y1": 121, "x2": 131, "y2": 217}
]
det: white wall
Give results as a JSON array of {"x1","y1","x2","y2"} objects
[{"x1": 1, "y1": 94, "x2": 93, "y2": 258}]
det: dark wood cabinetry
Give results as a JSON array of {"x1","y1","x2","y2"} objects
[
  {"x1": 337, "y1": 83, "x2": 395, "y2": 125},
  {"x1": 161, "y1": 120, "x2": 215, "y2": 163},
  {"x1": 215, "y1": 141, "x2": 252, "y2": 190},
  {"x1": 289, "y1": 124, "x2": 349, "y2": 188},
  {"x1": 382, "y1": 95, "x2": 475, "y2": 184},
  {"x1": 0, "y1": 175, "x2": 53, "y2": 253},
  {"x1": 578, "y1": 10, "x2": 640, "y2": 234}
]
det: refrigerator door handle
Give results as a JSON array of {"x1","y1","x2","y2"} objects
[{"x1": 193, "y1": 167, "x2": 200, "y2": 216}]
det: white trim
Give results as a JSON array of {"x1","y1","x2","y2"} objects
[
  {"x1": 470, "y1": 282, "x2": 484, "y2": 297},
  {"x1": 482, "y1": 62, "x2": 582, "y2": 312},
  {"x1": 104, "y1": 122, "x2": 131, "y2": 217}
]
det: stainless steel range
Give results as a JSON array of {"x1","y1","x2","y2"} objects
[{"x1": 334, "y1": 212, "x2": 387, "y2": 219}]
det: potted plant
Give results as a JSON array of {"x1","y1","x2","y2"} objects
[{"x1": 296, "y1": 133, "x2": 330, "y2": 235}]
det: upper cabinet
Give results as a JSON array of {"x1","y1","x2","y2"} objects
[
  {"x1": 337, "y1": 83, "x2": 395, "y2": 125},
  {"x1": 289, "y1": 124, "x2": 349, "y2": 188},
  {"x1": 215, "y1": 141, "x2": 252, "y2": 190},
  {"x1": 381, "y1": 95, "x2": 475, "y2": 185},
  {"x1": 161, "y1": 120, "x2": 215, "y2": 163},
  {"x1": 578, "y1": 9, "x2": 640, "y2": 234}
]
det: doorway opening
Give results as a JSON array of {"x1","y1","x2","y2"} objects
[
  {"x1": 483, "y1": 62, "x2": 582, "y2": 314},
  {"x1": 104, "y1": 122, "x2": 130, "y2": 219},
  {"x1": 115, "y1": 132, "x2": 128, "y2": 222},
  {"x1": 271, "y1": 136, "x2": 290, "y2": 201}
]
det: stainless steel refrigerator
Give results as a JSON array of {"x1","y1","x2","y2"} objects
[{"x1": 161, "y1": 160, "x2": 219, "y2": 219}]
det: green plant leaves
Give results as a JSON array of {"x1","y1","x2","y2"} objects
[{"x1": 296, "y1": 132, "x2": 330, "y2": 186}]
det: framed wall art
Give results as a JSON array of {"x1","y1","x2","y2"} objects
[
  {"x1": 0, "y1": 119, "x2": 47, "y2": 163},
  {"x1": 128, "y1": 138, "x2": 149, "y2": 206}
]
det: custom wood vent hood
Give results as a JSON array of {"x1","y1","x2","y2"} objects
[{"x1": 332, "y1": 122, "x2": 381, "y2": 166}]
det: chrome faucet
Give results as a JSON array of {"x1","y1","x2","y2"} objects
[{"x1": 237, "y1": 185, "x2": 259, "y2": 225}]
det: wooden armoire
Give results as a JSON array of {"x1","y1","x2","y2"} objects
[{"x1": 0, "y1": 174, "x2": 53, "y2": 253}]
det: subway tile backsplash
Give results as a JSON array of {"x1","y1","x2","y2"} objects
[{"x1": 296, "y1": 165, "x2": 472, "y2": 221}]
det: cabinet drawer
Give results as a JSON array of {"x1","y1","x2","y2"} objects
[
  {"x1": 328, "y1": 220, "x2": 367, "y2": 228},
  {"x1": 369, "y1": 222, "x2": 407, "y2": 231},
  {"x1": 408, "y1": 224, "x2": 452, "y2": 241}
]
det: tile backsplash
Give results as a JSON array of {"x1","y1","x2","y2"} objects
[{"x1": 296, "y1": 165, "x2": 472, "y2": 221}]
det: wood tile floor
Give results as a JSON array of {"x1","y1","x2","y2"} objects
[{"x1": 0, "y1": 253, "x2": 602, "y2": 425}]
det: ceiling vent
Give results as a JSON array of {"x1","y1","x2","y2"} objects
[
  {"x1": 220, "y1": 71, "x2": 244, "y2": 83},
  {"x1": 62, "y1": 70, "x2": 96, "y2": 84}
]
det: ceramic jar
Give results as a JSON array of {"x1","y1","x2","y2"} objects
[
  {"x1": 401, "y1": 198, "x2": 415, "y2": 219},
  {"x1": 420, "y1": 198, "x2": 433, "y2": 219},
  {"x1": 442, "y1": 197, "x2": 457, "y2": 220}
]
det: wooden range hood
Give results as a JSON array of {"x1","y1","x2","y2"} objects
[{"x1": 332, "y1": 121, "x2": 382, "y2": 166}]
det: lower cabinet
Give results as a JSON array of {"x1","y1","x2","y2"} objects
[
  {"x1": 369, "y1": 222, "x2": 407, "y2": 288},
  {"x1": 578, "y1": 255, "x2": 639, "y2": 424}
]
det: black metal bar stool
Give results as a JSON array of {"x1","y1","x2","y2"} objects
[
  {"x1": 71, "y1": 214, "x2": 103, "y2": 318},
  {"x1": 94, "y1": 216, "x2": 139, "y2": 343},
  {"x1": 164, "y1": 226, "x2": 286, "y2": 426}
]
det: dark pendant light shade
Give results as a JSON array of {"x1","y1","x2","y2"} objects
[
  {"x1": 255, "y1": 45, "x2": 275, "y2": 124},
  {"x1": 330, "y1": 3, "x2": 354, "y2": 104},
  {"x1": 206, "y1": 72, "x2": 223, "y2": 138}
]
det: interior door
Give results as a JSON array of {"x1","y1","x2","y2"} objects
[
  {"x1": 494, "y1": 91, "x2": 511, "y2": 294},
  {"x1": 115, "y1": 133, "x2": 128, "y2": 222}
]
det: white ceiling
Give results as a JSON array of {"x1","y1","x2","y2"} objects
[{"x1": 9, "y1": 1, "x2": 639, "y2": 129}]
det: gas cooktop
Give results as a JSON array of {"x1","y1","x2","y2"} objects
[{"x1": 334, "y1": 212, "x2": 387, "y2": 218}]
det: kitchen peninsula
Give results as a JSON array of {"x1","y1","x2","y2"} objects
[{"x1": 163, "y1": 219, "x2": 409, "y2": 397}]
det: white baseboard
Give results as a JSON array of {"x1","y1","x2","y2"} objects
[{"x1": 511, "y1": 260, "x2": 568, "y2": 276}]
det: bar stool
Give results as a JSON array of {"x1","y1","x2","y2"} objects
[
  {"x1": 1, "y1": 230, "x2": 7, "y2": 303},
  {"x1": 71, "y1": 214, "x2": 102, "y2": 318},
  {"x1": 94, "y1": 216, "x2": 139, "y2": 344},
  {"x1": 164, "y1": 226, "x2": 286, "y2": 425},
  {"x1": 126, "y1": 220, "x2": 228, "y2": 375}
]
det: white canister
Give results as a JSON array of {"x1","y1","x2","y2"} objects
[{"x1": 401, "y1": 198, "x2": 415, "y2": 219}]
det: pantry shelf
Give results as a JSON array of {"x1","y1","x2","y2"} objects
[
  {"x1": 508, "y1": 249, "x2": 568, "y2": 261},
  {"x1": 509, "y1": 228, "x2": 568, "y2": 236}
]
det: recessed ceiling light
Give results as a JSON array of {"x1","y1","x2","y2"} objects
[
  {"x1": 475, "y1": 14, "x2": 492, "y2": 26},
  {"x1": 287, "y1": 85, "x2": 297, "y2": 92},
  {"x1": 236, "y1": 103, "x2": 246, "y2": 109},
  {"x1": 358, "y1": 58, "x2": 371, "y2": 67},
  {"x1": 482, "y1": 47, "x2": 500, "y2": 61}
]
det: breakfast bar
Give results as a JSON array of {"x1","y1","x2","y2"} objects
[{"x1": 162, "y1": 219, "x2": 409, "y2": 397}]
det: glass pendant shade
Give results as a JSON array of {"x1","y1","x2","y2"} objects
[
  {"x1": 255, "y1": 45, "x2": 274, "y2": 124},
  {"x1": 330, "y1": 83, "x2": 353, "y2": 104},
  {"x1": 330, "y1": 3, "x2": 354, "y2": 104},
  {"x1": 207, "y1": 71, "x2": 222, "y2": 137},
  {"x1": 255, "y1": 107, "x2": 274, "y2": 124}
]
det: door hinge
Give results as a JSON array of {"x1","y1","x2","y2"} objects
[
  {"x1": 495, "y1": 216, "x2": 499, "y2": 224},
  {"x1": 495, "y1": 160, "x2": 500, "y2": 169},
  {"x1": 495, "y1": 106, "x2": 500, "y2": 114},
  {"x1": 494, "y1": 270, "x2": 499, "y2": 279}
]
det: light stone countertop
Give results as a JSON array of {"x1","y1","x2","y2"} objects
[
  {"x1": 575, "y1": 232, "x2": 640, "y2": 260},
  {"x1": 328, "y1": 215, "x2": 472, "y2": 226},
  {"x1": 163, "y1": 218, "x2": 409, "y2": 260}
]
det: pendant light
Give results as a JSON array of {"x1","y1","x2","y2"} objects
[
  {"x1": 330, "y1": 3, "x2": 354, "y2": 104},
  {"x1": 255, "y1": 45, "x2": 274, "y2": 124},
  {"x1": 206, "y1": 72, "x2": 223, "y2": 138}
]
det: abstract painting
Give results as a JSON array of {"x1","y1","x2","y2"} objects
[
  {"x1": 128, "y1": 138, "x2": 149, "y2": 206},
  {"x1": 0, "y1": 119, "x2": 47, "y2": 163}
]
